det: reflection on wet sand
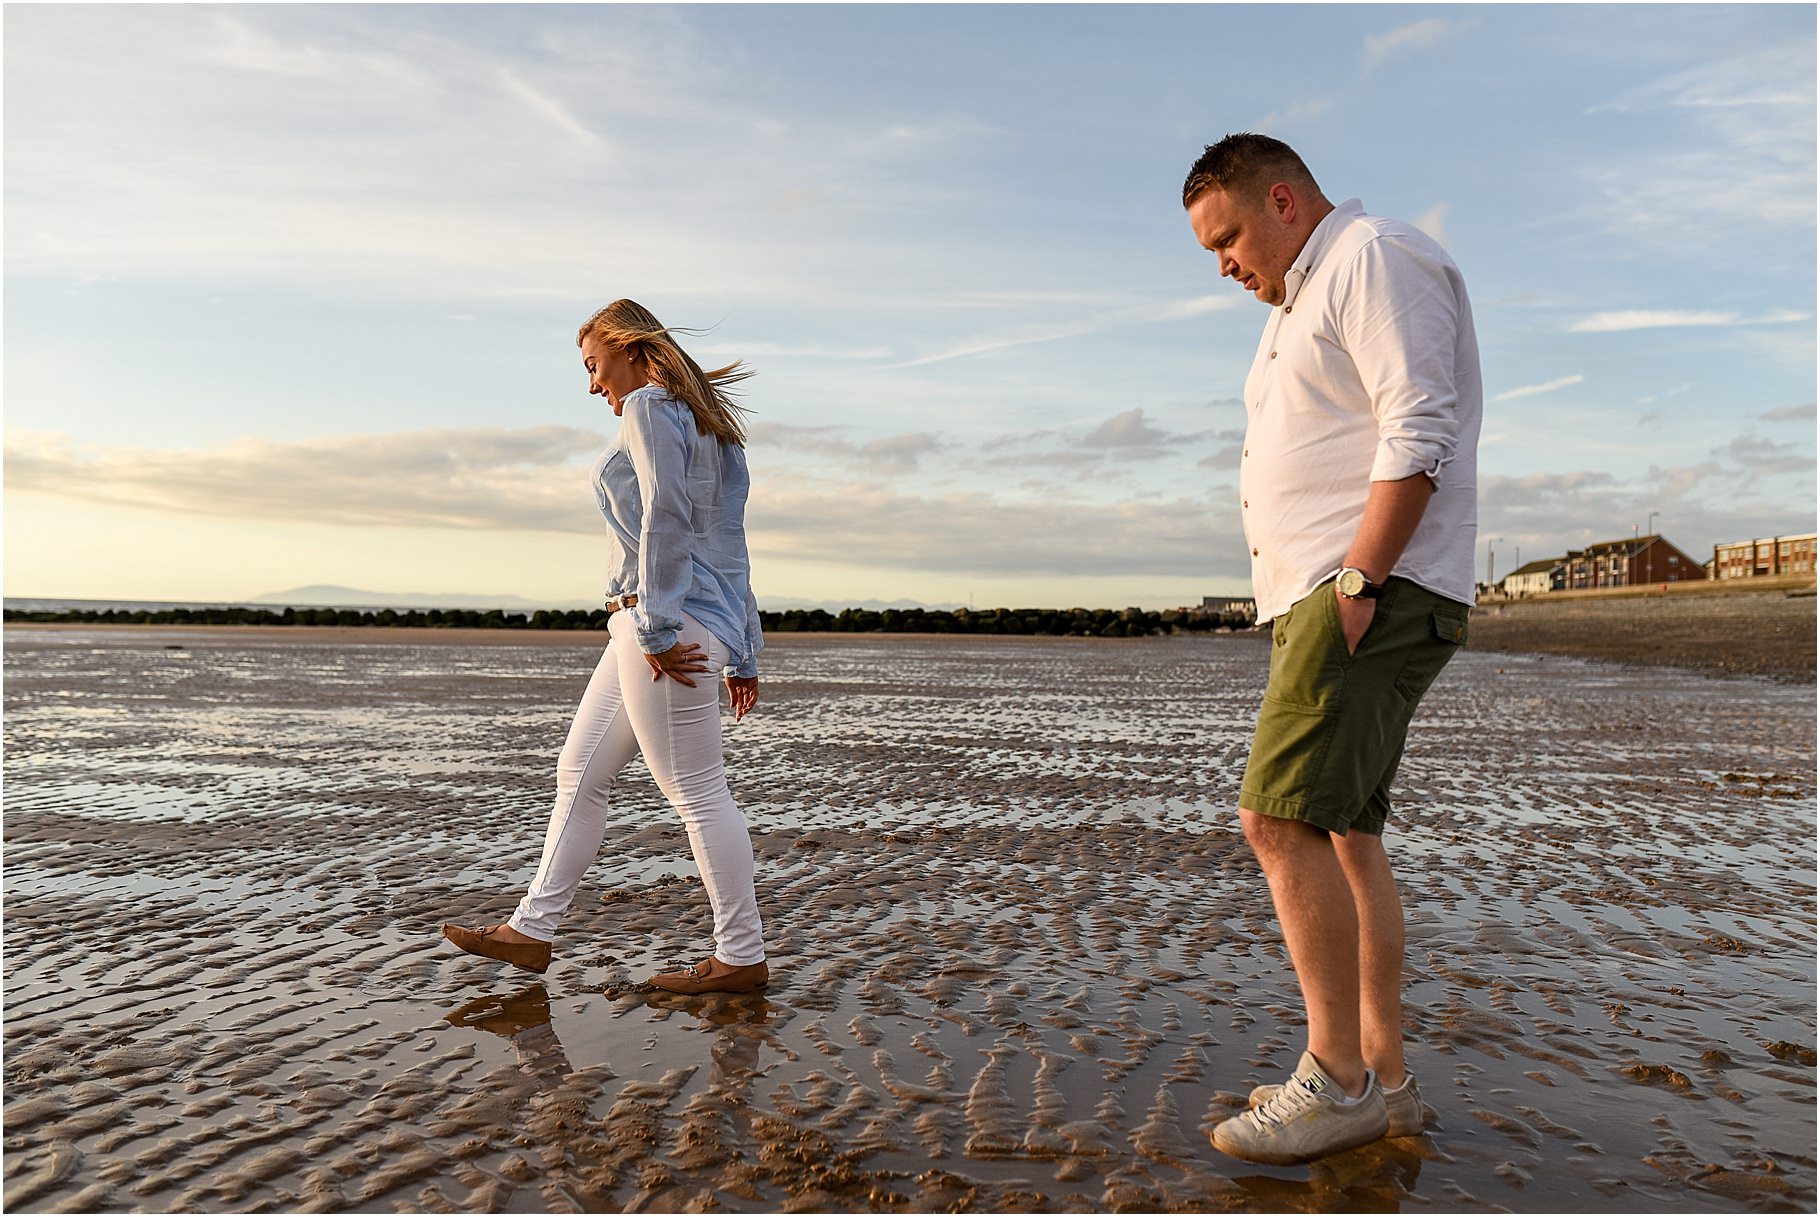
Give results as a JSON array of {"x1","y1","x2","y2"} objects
[{"x1": 3, "y1": 628, "x2": 1814, "y2": 1212}]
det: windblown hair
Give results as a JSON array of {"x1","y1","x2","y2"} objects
[
  {"x1": 577, "y1": 299, "x2": 753, "y2": 446},
  {"x1": 1181, "y1": 132, "x2": 1321, "y2": 209}
]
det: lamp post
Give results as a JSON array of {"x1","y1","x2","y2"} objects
[
  {"x1": 1645, "y1": 511, "x2": 1659, "y2": 584},
  {"x1": 1485, "y1": 536, "x2": 1504, "y2": 589}
]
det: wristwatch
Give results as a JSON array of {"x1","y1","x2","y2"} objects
[{"x1": 1335, "y1": 568, "x2": 1385, "y2": 600}]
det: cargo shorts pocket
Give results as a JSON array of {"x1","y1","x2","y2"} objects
[
  {"x1": 1432, "y1": 605, "x2": 1469, "y2": 646},
  {"x1": 1393, "y1": 603, "x2": 1468, "y2": 703}
]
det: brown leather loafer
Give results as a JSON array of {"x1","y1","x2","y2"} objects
[
  {"x1": 649, "y1": 957, "x2": 769, "y2": 995},
  {"x1": 442, "y1": 923, "x2": 551, "y2": 974}
]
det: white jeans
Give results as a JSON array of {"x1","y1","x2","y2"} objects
[{"x1": 509, "y1": 610, "x2": 765, "y2": 965}]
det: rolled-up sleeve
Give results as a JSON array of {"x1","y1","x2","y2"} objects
[
  {"x1": 734, "y1": 584, "x2": 763, "y2": 679},
  {"x1": 621, "y1": 394, "x2": 694, "y2": 655},
  {"x1": 1339, "y1": 236, "x2": 1466, "y2": 484}
]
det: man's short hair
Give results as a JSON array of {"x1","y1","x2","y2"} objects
[{"x1": 1182, "y1": 133, "x2": 1320, "y2": 209}]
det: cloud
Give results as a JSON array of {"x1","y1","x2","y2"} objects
[
  {"x1": 495, "y1": 67, "x2": 607, "y2": 149},
  {"x1": 748, "y1": 422, "x2": 947, "y2": 471},
  {"x1": 1568, "y1": 309, "x2": 1811, "y2": 334},
  {"x1": 6, "y1": 426, "x2": 609, "y2": 533},
  {"x1": 1084, "y1": 408, "x2": 1171, "y2": 449},
  {"x1": 880, "y1": 295, "x2": 1241, "y2": 370},
  {"x1": 0, "y1": 7, "x2": 1014, "y2": 312},
  {"x1": 748, "y1": 478, "x2": 1247, "y2": 578},
  {"x1": 1478, "y1": 445, "x2": 1814, "y2": 562},
  {"x1": 1361, "y1": 18, "x2": 1468, "y2": 73},
  {"x1": 1714, "y1": 435, "x2": 1814, "y2": 476},
  {"x1": 1413, "y1": 203, "x2": 1450, "y2": 248},
  {"x1": 1584, "y1": 45, "x2": 1815, "y2": 244},
  {"x1": 1637, "y1": 382, "x2": 1692, "y2": 405},
  {"x1": 1491, "y1": 374, "x2": 1584, "y2": 402},
  {"x1": 693, "y1": 342, "x2": 896, "y2": 361},
  {"x1": 1255, "y1": 98, "x2": 1333, "y2": 130},
  {"x1": 1761, "y1": 402, "x2": 1816, "y2": 422},
  {"x1": 1591, "y1": 44, "x2": 1815, "y2": 115}
]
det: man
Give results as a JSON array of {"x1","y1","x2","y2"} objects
[{"x1": 1182, "y1": 133, "x2": 1480, "y2": 1165}]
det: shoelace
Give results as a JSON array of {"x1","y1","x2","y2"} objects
[{"x1": 1248, "y1": 1077, "x2": 1322, "y2": 1128}]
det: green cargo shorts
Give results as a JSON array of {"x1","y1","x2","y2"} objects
[{"x1": 1240, "y1": 577, "x2": 1469, "y2": 835}]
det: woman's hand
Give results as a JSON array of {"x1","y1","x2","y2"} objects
[
  {"x1": 644, "y1": 641, "x2": 710, "y2": 686},
  {"x1": 725, "y1": 675, "x2": 759, "y2": 721}
]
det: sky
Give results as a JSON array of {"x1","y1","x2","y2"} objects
[{"x1": 5, "y1": 3, "x2": 1815, "y2": 609}]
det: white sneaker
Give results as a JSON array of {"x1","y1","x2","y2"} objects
[
  {"x1": 1211, "y1": 1051, "x2": 1389, "y2": 1165},
  {"x1": 1251, "y1": 1070, "x2": 1426, "y2": 1137}
]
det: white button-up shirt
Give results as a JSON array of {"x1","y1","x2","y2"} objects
[{"x1": 1238, "y1": 198, "x2": 1482, "y2": 622}]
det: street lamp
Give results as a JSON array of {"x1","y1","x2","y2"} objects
[
  {"x1": 1485, "y1": 536, "x2": 1504, "y2": 589},
  {"x1": 1646, "y1": 511, "x2": 1660, "y2": 584}
]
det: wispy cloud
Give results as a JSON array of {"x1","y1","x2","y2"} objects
[
  {"x1": 879, "y1": 295, "x2": 1241, "y2": 370},
  {"x1": 6, "y1": 427, "x2": 608, "y2": 533},
  {"x1": 1478, "y1": 427, "x2": 1816, "y2": 557},
  {"x1": 1568, "y1": 309, "x2": 1811, "y2": 334},
  {"x1": 749, "y1": 477, "x2": 1245, "y2": 578},
  {"x1": 1256, "y1": 98, "x2": 1333, "y2": 130},
  {"x1": 495, "y1": 67, "x2": 608, "y2": 150},
  {"x1": 1590, "y1": 45, "x2": 1815, "y2": 115},
  {"x1": 1714, "y1": 434, "x2": 1814, "y2": 476},
  {"x1": 1085, "y1": 408, "x2": 1173, "y2": 449},
  {"x1": 1361, "y1": 18, "x2": 1469, "y2": 73},
  {"x1": 1492, "y1": 373, "x2": 1584, "y2": 402},
  {"x1": 748, "y1": 423, "x2": 947, "y2": 471},
  {"x1": 694, "y1": 342, "x2": 896, "y2": 360},
  {"x1": 1762, "y1": 402, "x2": 1816, "y2": 422},
  {"x1": 1413, "y1": 203, "x2": 1451, "y2": 248},
  {"x1": 1637, "y1": 382, "x2": 1693, "y2": 405},
  {"x1": 1584, "y1": 45, "x2": 1815, "y2": 243}
]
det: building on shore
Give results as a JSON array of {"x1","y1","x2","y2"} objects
[
  {"x1": 1712, "y1": 533, "x2": 1817, "y2": 580},
  {"x1": 1188, "y1": 595, "x2": 1257, "y2": 620},
  {"x1": 1560, "y1": 535, "x2": 1705, "y2": 590},
  {"x1": 1500, "y1": 558, "x2": 1567, "y2": 597}
]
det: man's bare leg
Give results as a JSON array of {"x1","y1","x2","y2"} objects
[
  {"x1": 1332, "y1": 830, "x2": 1407, "y2": 1089},
  {"x1": 1239, "y1": 808, "x2": 1366, "y2": 1096}
]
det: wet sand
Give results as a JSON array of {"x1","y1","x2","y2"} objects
[
  {"x1": 1471, "y1": 589, "x2": 1816, "y2": 684},
  {"x1": 4, "y1": 627, "x2": 1814, "y2": 1212}
]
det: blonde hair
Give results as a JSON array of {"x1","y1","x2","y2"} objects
[{"x1": 577, "y1": 299, "x2": 753, "y2": 446}]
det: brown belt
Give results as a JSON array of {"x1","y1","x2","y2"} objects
[{"x1": 605, "y1": 594, "x2": 639, "y2": 612}]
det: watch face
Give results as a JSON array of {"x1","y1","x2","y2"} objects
[{"x1": 1337, "y1": 569, "x2": 1364, "y2": 597}]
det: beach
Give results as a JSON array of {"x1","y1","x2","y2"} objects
[
  {"x1": 4, "y1": 622, "x2": 1814, "y2": 1212},
  {"x1": 1469, "y1": 589, "x2": 1816, "y2": 684}
]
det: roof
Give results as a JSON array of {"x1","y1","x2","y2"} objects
[
  {"x1": 1580, "y1": 534, "x2": 1661, "y2": 556},
  {"x1": 1503, "y1": 558, "x2": 1564, "y2": 578},
  {"x1": 1715, "y1": 532, "x2": 1818, "y2": 548}
]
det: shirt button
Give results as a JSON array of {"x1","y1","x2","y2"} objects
[
  {"x1": 1242, "y1": 500, "x2": 1249, "y2": 507},
  {"x1": 1269, "y1": 351, "x2": 1277, "y2": 359},
  {"x1": 1285, "y1": 306, "x2": 1293, "y2": 314},
  {"x1": 1243, "y1": 449, "x2": 1249, "y2": 457},
  {"x1": 1251, "y1": 547, "x2": 1259, "y2": 556}
]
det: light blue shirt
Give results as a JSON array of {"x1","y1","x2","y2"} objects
[{"x1": 594, "y1": 385, "x2": 763, "y2": 679}]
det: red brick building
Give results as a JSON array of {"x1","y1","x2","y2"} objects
[
  {"x1": 1562, "y1": 535, "x2": 1706, "y2": 590},
  {"x1": 1713, "y1": 533, "x2": 1817, "y2": 580}
]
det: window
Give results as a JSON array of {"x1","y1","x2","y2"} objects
[{"x1": 1668, "y1": 555, "x2": 1679, "y2": 564}]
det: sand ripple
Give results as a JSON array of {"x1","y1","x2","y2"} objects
[{"x1": 4, "y1": 627, "x2": 1814, "y2": 1211}]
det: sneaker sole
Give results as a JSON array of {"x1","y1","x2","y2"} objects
[
  {"x1": 1249, "y1": 1084, "x2": 1425, "y2": 1138},
  {"x1": 1209, "y1": 1119, "x2": 1387, "y2": 1166}
]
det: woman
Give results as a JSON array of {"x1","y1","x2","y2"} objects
[{"x1": 443, "y1": 299, "x2": 768, "y2": 995}]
